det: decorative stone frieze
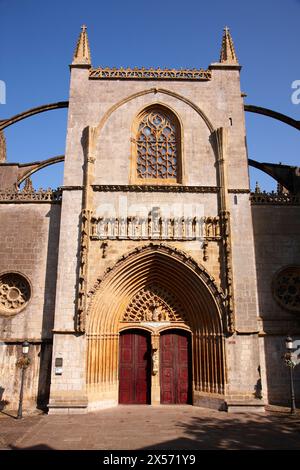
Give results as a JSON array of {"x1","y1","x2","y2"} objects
[
  {"x1": 91, "y1": 215, "x2": 220, "y2": 241},
  {"x1": 92, "y1": 184, "x2": 219, "y2": 193},
  {"x1": 89, "y1": 67, "x2": 212, "y2": 81}
]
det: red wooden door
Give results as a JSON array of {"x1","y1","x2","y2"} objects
[
  {"x1": 119, "y1": 330, "x2": 150, "y2": 404},
  {"x1": 160, "y1": 330, "x2": 191, "y2": 404}
]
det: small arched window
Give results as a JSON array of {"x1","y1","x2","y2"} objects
[{"x1": 134, "y1": 106, "x2": 181, "y2": 183}]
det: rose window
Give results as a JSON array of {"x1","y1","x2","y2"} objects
[
  {"x1": 0, "y1": 273, "x2": 31, "y2": 315},
  {"x1": 272, "y1": 266, "x2": 300, "y2": 312}
]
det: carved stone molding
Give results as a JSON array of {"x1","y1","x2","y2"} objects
[
  {"x1": 228, "y1": 189, "x2": 250, "y2": 194},
  {"x1": 89, "y1": 67, "x2": 212, "y2": 81},
  {"x1": 76, "y1": 209, "x2": 93, "y2": 332},
  {"x1": 219, "y1": 210, "x2": 235, "y2": 333},
  {"x1": 91, "y1": 214, "x2": 220, "y2": 241},
  {"x1": 92, "y1": 184, "x2": 219, "y2": 193}
]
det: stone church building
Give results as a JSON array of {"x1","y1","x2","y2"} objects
[{"x1": 0, "y1": 27, "x2": 299, "y2": 414}]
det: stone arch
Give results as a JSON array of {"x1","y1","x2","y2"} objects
[
  {"x1": 92, "y1": 87, "x2": 214, "y2": 147},
  {"x1": 86, "y1": 244, "x2": 227, "y2": 407},
  {"x1": 91, "y1": 89, "x2": 217, "y2": 187}
]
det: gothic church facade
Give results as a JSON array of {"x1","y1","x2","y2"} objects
[{"x1": 0, "y1": 27, "x2": 299, "y2": 414}]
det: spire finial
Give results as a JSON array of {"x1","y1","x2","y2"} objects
[
  {"x1": 220, "y1": 26, "x2": 238, "y2": 64},
  {"x1": 72, "y1": 24, "x2": 91, "y2": 66}
]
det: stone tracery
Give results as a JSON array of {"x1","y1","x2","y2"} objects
[
  {"x1": 136, "y1": 108, "x2": 179, "y2": 180},
  {"x1": 0, "y1": 272, "x2": 31, "y2": 315},
  {"x1": 122, "y1": 284, "x2": 187, "y2": 323},
  {"x1": 273, "y1": 266, "x2": 300, "y2": 312}
]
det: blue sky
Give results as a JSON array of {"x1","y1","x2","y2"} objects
[{"x1": 1, "y1": 0, "x2": 299, "y2": 190}]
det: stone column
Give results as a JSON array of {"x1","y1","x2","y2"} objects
[{"x1": 151, "y1": 334, "x2": 160, "y2": 405}]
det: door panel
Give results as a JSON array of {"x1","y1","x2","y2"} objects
[
  {"x1": 119, "y1": 330, "x2": 150, "y2": 404},
  {"x1": 160, "y1": 330, "x2": 191, "y2": 404}
]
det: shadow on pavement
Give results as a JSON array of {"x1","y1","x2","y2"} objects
[
  {"x1": 141, "y1": 414, "x2": 300, "y2": 450},
  {"x1": 9, "y1": 444, "x2": 54, "y2": 450}
]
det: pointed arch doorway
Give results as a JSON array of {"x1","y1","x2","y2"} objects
[{"x1": 86, "y1": 244, "x2": 228, "y2": 410}]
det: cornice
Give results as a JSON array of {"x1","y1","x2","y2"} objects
[
  {"x1": 92, "y1": 184, "x2": 219, "y2": 193},
  {"x1": 89, "y1": 67, "x2": 212, "y2": 81}
]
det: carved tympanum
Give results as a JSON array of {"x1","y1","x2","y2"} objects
[{"x1": 122, "y1": 285, "x2": 186, "y2": 323}]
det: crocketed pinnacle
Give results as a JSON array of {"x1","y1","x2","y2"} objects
[
  {"x1": 72, "y1": 25, "x2": 91, "y2": 65},
  {"x1": 220, "y1": 26, "x2": 238, "y2": 64}
]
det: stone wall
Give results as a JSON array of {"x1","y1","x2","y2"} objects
[
  {"x1": 252, "y1": 204, "x2": 300, "y2": 404},
  {"x1": 0, "y1": 203, "x2": 61, "y2": 408}
]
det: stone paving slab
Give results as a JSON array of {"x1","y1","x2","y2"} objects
[{"x1": 0, "y1": 405, "x2": 300, "y2": 450}]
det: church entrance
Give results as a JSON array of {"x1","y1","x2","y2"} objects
[
  {"x1": 86, "y1": 245, "x2": 226, "y2": 409},
  {"x1": 119, "y1": 330, "x2": 151, "y2": 404},
  {"x1": 160, "y1": 330, "x2": 192, "y2": 404}
]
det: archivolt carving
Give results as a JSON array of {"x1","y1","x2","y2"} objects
[
  {"x1": 122, "y1": 284, "x2": 187, "y2": 323},
  {"x1": 87, "y1": 243, "x2": 229, "y2": 331},
  {"x1": 86, "y1": 243, "x2": 227, "y2": 396}
]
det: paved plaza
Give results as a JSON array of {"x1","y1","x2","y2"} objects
[{"x1": 0, "y1": 405, "x2": 299, "y2": 450}]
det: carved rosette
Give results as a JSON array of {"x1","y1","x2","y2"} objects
[
  {"x1": 122, "y1": 285, "x2": 187, "y2": 323},
  {"x1": 0, "y1": 272, "x2": 31, "y2": 316}
]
